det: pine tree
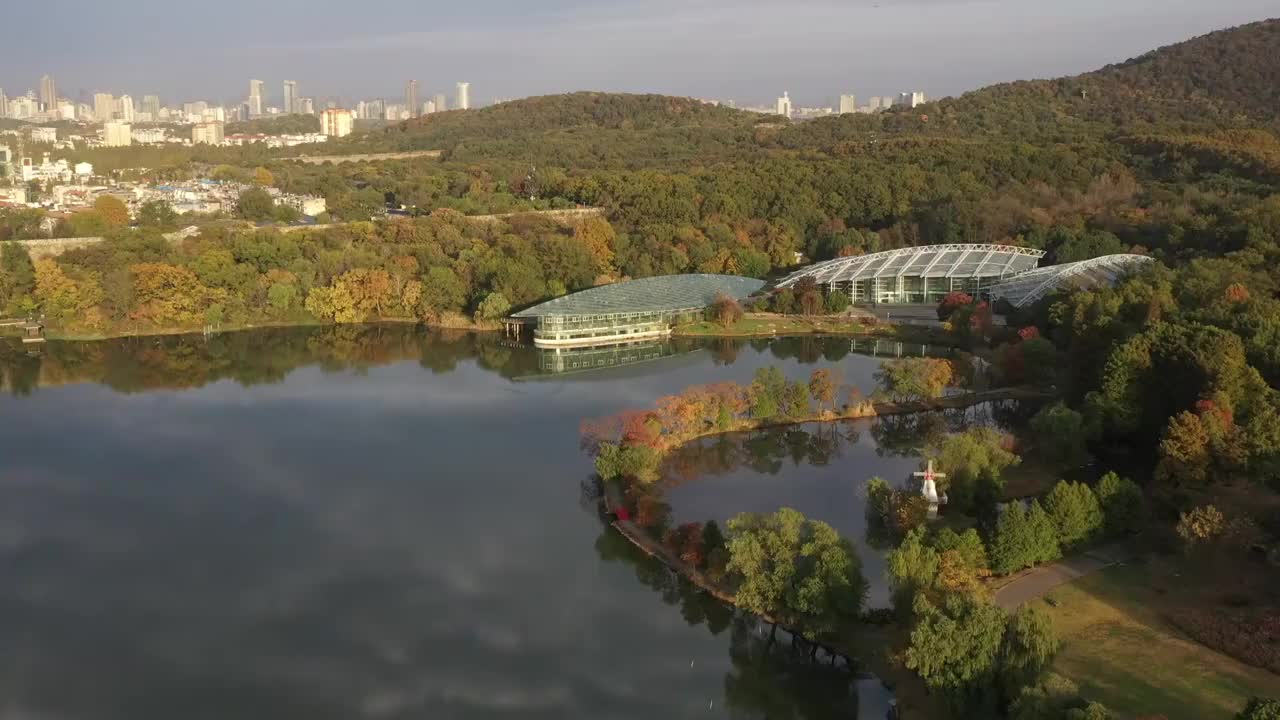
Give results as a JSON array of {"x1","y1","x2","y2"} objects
[
  {"x1": 990, "y1": 503, "x2": 1032, "y2": 575},
  {"x1": 1026, "y1": 501, "x2": 1063, "y2": 565}
]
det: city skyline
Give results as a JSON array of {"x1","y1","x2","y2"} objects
[{"x1": 3, "y1": 1, "x2": 1274, "y2": 108}]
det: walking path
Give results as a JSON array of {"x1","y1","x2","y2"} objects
[{"x1": 993, "y1": 543, "x2": 1132, "y2": 610}]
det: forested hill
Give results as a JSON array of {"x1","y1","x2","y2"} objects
[
  {"x1": 922, "y1": 18, "x2": 1280, "y2": 135},
  {"x1": 349, "y1": 92, "x2": 771, "y2": 168}
]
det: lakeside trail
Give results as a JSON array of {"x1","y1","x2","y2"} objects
[{"x1": 993, "y1": 543, "x2": 1134, "y2": 610}]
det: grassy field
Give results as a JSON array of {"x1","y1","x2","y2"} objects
[{"x1": 1036, "y1": 564, "x2": 1280, "y2": 720}]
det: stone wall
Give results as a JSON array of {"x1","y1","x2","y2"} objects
[{"x1": 13, "y1": 237, "x2": 106, "y2": 259}]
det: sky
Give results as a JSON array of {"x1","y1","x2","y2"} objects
[{"x1": 5, "y1": 0, "x2": 1276, "y2": 108}]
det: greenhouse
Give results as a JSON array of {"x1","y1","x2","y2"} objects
[
  {"x1": 512, "y1": 274, "x2": 766, "y2": 348},
  {"x1": 775, "y1": 244, "x2": 1045, "y2": 304},
  {"x1": 986, "y1": 254, "x2": 1155, "y2": 308}
]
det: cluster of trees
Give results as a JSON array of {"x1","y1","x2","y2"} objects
[{"x1": 887, "y1": 526, "x2": 1112, "y2": 717}]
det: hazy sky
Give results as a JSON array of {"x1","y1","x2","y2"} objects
[{"x1": 7, "y1": 0, "x2": 1276, "y2": 108}]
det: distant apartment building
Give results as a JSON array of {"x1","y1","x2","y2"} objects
[
  {"x1": 283, "y1": 80, "x2": 298, "y2": 114},
  {"x1": 0, "y1": 90, "x2": 7, "y2": 119},
  {"x1": 406, "y1": 80, "x2": 419, "y2": 118},
  {"x1": 31, "y1": 127, "x2": 57, "y2": 143},
  {"x1": 456, "y1": 82, "x2": 470, "y2": 110},
  {"x1": 839, "y1": 94, "x2": 857, "y2": 114},
  {"x1": 299, "y1": 97, "x2": 314, "y2": 114},
  {"x1": 423, "y1": 100, "x2": 436, "y2": 115},
  {"x1": 102, "y1": 122, "x2": 132, "y2": 147},
  {"x1": 142, "y1": 95, "x2": 162, "y2": 117},
  {"x1": 192, "y1": 121, "x2": 225, "y2": 145},
  {"x1": 116, "y1": 95, "x2": 136, "y2": 123},
  {"x1": 433, "y1": 93, "x2": 447, "y2": 112},
  {"x1": 896, "y1": 91, "x2": 926, "y2": 109},
  {"x1": 776, "y1": 91, "x2": 792, "y2": 118},
  {"x1": 93, "y1": 93, "x2": 115, "y2": 122},
  {"x1": 131, "y1": 127, "x2": 166, "y2": 144},
  {"x1": 320, "y1": 108, "x2": 353, "y2": 137},
  {"x1": 39, "y1": 75, "x2": 57, "y2": 109},
  {"x1": 248, "y1": 79, "x2": 264, "y2": 116}
]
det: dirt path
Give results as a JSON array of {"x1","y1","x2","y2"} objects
[{"x1": 994, "y1": 544, "x2": 1132, "y2": 610}]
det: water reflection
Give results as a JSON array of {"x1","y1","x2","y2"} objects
[{"x1": 0, "y1": 325, "x2": 946, "y2": 394}]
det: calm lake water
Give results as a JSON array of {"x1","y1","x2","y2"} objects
[{"x1": 0, "y1": 326, "x2": 982, "y2": 719}]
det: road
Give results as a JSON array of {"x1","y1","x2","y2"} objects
[{"x1": 993, "y1": 543, "x2": 1132, "y2": 610}]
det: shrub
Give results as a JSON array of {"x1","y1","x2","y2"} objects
[
  {"x1": 826, "y1": 291, "x2": 852, "y2": 314},
  {"x1": 1176, "y1": 504, "x2": 1225, "y2": 547}
]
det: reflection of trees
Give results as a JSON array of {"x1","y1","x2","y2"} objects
[
  {"x1": 662, "y1": 424, "x2": 860, "y2": 484},
  {"x1": 0, "y1": 324, "x2": 554, "y2": 394},
  {"x1": 871, "y1": 412, "x2": 949, "y2": 457},
  {"x1": 592, "y1": 520, "x2": 855, "y2": 720}
]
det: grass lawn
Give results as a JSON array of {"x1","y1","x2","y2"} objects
[
  {"x1": 1036, "y1": 564, "x2": 1280, "y2": 720},
  {"x1": 675, "y1": 314, "x2": 953, "y2": 345}
]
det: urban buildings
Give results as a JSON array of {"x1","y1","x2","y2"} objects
[
  {"x1": 283, "y1": 80, "x2": 299, "y2": 114},
  {"x1": 776, "y1": 91, "x2": 792, "y2": 118},
  {"x1": 39, "y1": 75, "x2": 57, "y2": 109},
  {"x1": 248, "y1": 79, "x2": 265, "y2": 116},
  {"x1": 897, "y1": 91, "x2": 927, "y2": 108},
  {"x1": 320, "y1": 108, "x2": 353, "y2": 137},
  {"x1": 433, "y1": 93, "x2": 447, "y2": 112},
  {"x1": 191, "y1": 122, "x2": 225, "y2": 145},
  {"x1": 406, "y1": 80, "x2": 419, "y2": 118},
  {"x1": 142, "y1": 95, "x2": 161, "y2": 118},
  {"x1": 116, "y1": 95, "x2": 135, "y2": 123},
  {"x1": 93, "y1": 93, "x2": 114, "y2": 122},
  {"x1": 839, "y1": 94, "x2": 857, "y2": 114},
  {"x1": 31, "y1": 127, "x2": 57, "y2": 144},
  {"x1": 102, "y1": 122, "x2": 132, "y2": 147},
  {"x1": 299, "y1": 97, "x2": 314, "y2": 115},
  {"x1": 456, "y1": 82, "x2": 470, "y2": 111}
]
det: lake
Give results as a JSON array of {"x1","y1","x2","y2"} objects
[{"x1": 0, "y1": 325, "x2": 966, "y2": 719}]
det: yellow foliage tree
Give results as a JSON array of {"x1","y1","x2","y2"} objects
[
  {"x1": 93, "y1": 195, "x2": 130, "y2": 227},
  {"x1": 254, "y1": 167, "x2": 275, "y2": 187},
  {"x1": 573, "y1": 217, "x2": 616, "y2": 275},
  {"x1": 33, "y1": 259, "x2": 105, "y2": 327}
]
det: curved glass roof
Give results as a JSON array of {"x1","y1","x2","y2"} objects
[
  {"x1": 513, "y1": 274, "x2": 766, "y2": 318},
  {"x1": 777, "y1": 244, "x2": 1045, "y2": 287},
  {"x1": 987, "y1": 254, "x2": 1155, "y2": 308}
]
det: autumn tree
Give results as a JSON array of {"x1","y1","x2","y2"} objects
[
  {"x1": 1236, "y1": 697, "x2": 1280, "y2": 720},
  {"x1": 254, "y1": 166, "x2": 275, "y2": 186},
  {"x1": 573, "y1": 217, "x2": 617, "y2": 275},
  {"x1": 0, "y1": 242, "x2": 36, "y2": 313},
  {"x1": 93, "y1": 195, "x2": 130, "y2": 227},
  {"x1": 808, "y1": 368, "x2": 838, "y2": 411},
  {"x1": 709, "y1": 292, "x2": 743, "y2": 328},
  {"x1": 937, "y1": 291, "x2": 973, "y2": 321},
  {"x1": 875, "y1": 357, "x2": 955, "y2": 402},
  {"x1": 476, "y1": 292, "x2": 512, "y2": 321}
]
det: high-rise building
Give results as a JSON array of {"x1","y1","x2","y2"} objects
[
  {"x1": 39, "y1": 75, "x2": 57, "y2": 109},
  {"x1": 383, "y1": 104, "x2": 404, "y2": 121},
  {"x1": 776, "y1": 92, "x2": 792, "y2": 118},
  {"x1": 93, "y1": 92, "x2": 115, "y2": 122},
  {"x1": 192, "y1": 121, "x2": 225, "y2": 145},
  {"x1": 423, "y1": 100, "x2": 436, "y2": 115},
  {"x1": 116, "y1": 95, "x2": 135, "y2": 123},
  {"x1": 283, "y1": 80, "x2": 298, "y2": 114},
  {"x1": 248, "y1": 79, "x2": 264, "y2": 116},
  {"x1": 406, "y1": 80, "x2": 419, "y2": 118},
  {"x1": 320, "y1": 108, "x2": 353, "y2": 137},
  {"x1": 299, "y1": 97, "x2": 315, "y2": 115},
  {"x1": 896, "y1": 91, "x2": 926, "y2": 109},
  {"x1": 142, "y1": 95, "x2": 161, "y2": 118},
  {"x1": 433, "y1": 93, "x2": 446, "y2": 112},
  {"x1": 839, "y1": 94, "x2": 857, "y2": 114},
  {"x1": 456, "y1": 82, "x2": 470, "y2": 110},
  {"x1": 0, "y1": 89, "x2": 8, "y2": 119},
  {"x1": 102, "y1": 122, "x2": 132, "y2": 147}
]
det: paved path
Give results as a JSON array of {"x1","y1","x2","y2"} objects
[{"x1": 994, "y1": 544, "x2": 1132, "y2": 610}]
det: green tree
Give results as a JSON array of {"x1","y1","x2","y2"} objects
[
  {"x1": 749, "y1": 366, "x2": 786, "y2": 420},
  {"x1": 1026, "y1": 500, "x2": 1063, "y2": 565},
  {"x1": 0, "y1": 242, "x2": 36, "y2": 313},
  {"x1": 1030, "y1": 403, "x2": 1090, "y2": 467},
  {"x1": 1043, "y1": 481, "x2": 1104, "y2": 551},
  {"x1": 886, "y1": 527, "x2": 940, "y2": 615},
  {"x1": 1237, "y1": 697, "x2": 1280, "y2": 720},
  {"x1": 990, "y1": 502, "x2": 1033, "y2": 575},
  {"x1": 237, "y1": 187, "x2": 276, "y2": 221},
  {"x1": 1093, "y1": 472, "x2": 1144, "y2": 536},
  {"x1": 420, "y1": 266, "x2": 468, "y2": 315},
  {"x1": 825, "y1": 290, "x2": 851, "y2": 314},
  {"x1": 137, "y1": 200, "x2": 178, "y2": 228},
  {"x1": 906, "y1": 591, "x2": 1008, "y2": 716},
  {"x1": 875, "y1": 357, "x2": 955, "y2": 402},
  {"x1": 808, "y1": 368, "x2": 838, "y2": 411},
  {"x1": 929, "y1": 427, "x2": 1019, "y2": 514},
  {"x1": 781, "y1": 380, "x2": 811, "y2": 417},
  {"x1": 726, "y1": 507, "x2": 867, "y2": 635},
  {"x1": 1000, "y1": 606, "x2": 1060, "y2": 702},
  {"x1": 475, "y1": 292, "x2": 512, "y2": 321}
]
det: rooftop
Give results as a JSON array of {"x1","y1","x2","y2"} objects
[
  {"x1": 777, "y1": 244, "x2": 1045, "y2": 286},
  {"x1": 514, "y1": 274, "x2": 765, "y2": 318},
  {"x1": 987, "y1": 254, "x2": 1156, "y2": 308}
]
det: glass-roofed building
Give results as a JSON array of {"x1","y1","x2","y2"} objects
[
  {"x1": 512, "y1": 274, "x2": 765, "y2": 348},
  {"x1": 986, "y1": 254, "x2": 1154, "y2": 308},
  {"x1": 775, "y1": 244, "x2": 1045, "y2": 304}
]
